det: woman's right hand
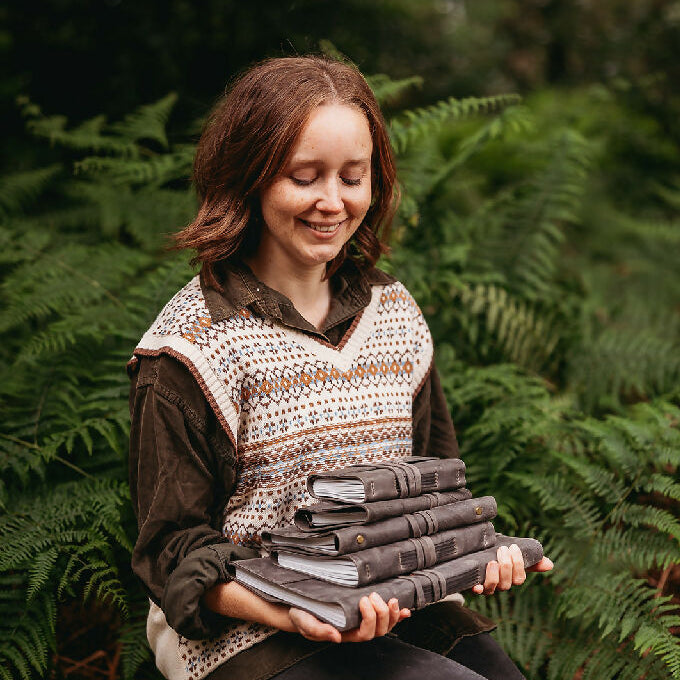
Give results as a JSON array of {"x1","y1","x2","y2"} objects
[
  {"x1": 203, "y1": 581, "x2": 409, "y2": 643},
  {"x1": 287, "y1": 593, "x2": 410, "y2": 643}
]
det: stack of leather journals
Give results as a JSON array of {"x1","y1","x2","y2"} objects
[{"x1": 228, "y1": 457, "x2": 543, "y2": 631}]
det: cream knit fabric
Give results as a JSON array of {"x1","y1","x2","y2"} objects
[{"x1": 134, "y1": 276, "x2": 434, "y2": 680}]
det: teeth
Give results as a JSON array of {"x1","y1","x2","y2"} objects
[{"x1": 302, "y1": 220, "x2": 344, "y2": 233}]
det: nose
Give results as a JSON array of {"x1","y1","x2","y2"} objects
[{"x1": 315, "y1": 178, "x2": 344, "y2": 213}]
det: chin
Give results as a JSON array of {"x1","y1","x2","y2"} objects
[{"x1": 300, "y1": 245, "x2": 346, "y2": 267}]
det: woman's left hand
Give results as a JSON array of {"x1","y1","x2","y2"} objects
[{"x1": 472, "y1": 543, "x2": 554, "y2": 596}]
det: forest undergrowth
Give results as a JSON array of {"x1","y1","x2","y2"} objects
[{"x1": 1, "y1": 66, "x2": 678, "y2": 679}]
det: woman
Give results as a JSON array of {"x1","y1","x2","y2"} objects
[{"x1": 128, "y1": 55, "x2": 552, "y2": 680}]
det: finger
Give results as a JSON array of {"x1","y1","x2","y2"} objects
[
  {"x1": 370, "y1": 592, "x2": 391, "y2": 636},
  {"x1": 527, "y1": 556, "x2": 554, "y2": 573},
  {"x1": 386, "y1": 598, "x2": 401, "y2": 631},
  {"x1": 483, "y1": 560, "x2": 499, "y2": 595},
  {"x1": 509, "y1": 544, "x2": 526, "y2": 586},
  {"x1": 288, "y1": 608, "x2": 341, "y2": 643},
  {"x1": 496, "y1": 545, "x2": 513, "y2": 590},
  {"x1": 342, "y1": 596, "x2": 376, "y2": 642},
  {"x1": 398, "y1": 608, "x2": 411, "y2": 622},
  {"x1": 289, "y1": 609, "x2": 341, "y2": 643}
]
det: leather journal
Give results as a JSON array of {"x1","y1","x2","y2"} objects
[
  {"x1": 263, "y1": 496, "x2": 497, "y2": 556},
  {"x1": 307, "y1": 456, "x2": 466, "y2": 503},
  {"x1": 272, "y1": 521, "x2": 496, "y2": 586},
  {"x1": 293, "y1": 488, "x2": 473, "y2": 529},
  {"x1": 230, "y1": 534, "x2": 544, "y2": 631}
]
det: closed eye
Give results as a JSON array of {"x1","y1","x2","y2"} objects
[{"x1": 290, "y1": 176, "x2": 362, "y2": 187}]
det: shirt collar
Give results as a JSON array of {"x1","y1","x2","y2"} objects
[{"x1": 200, "y1": 259, "x2": 395, "y2": 334}]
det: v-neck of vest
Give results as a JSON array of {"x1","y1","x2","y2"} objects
[
  {"x1": 307, "y1": 306, "x2": 368, "y2": 351},
  {"x1": 272, "y1": 284, "x2": 385, "y2": 371}
]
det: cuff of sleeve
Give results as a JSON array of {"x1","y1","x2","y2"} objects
[{"x1": 162, "y1": 542, "x2": 259, "y2": 639}]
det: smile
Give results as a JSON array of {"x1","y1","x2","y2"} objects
[{"x1": 299, "y1": 219, "x2": 347, "y2": 233}]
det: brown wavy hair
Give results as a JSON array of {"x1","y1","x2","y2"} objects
[{"x1": 174, "y1": 55, "x2": 399, "y2": 289}]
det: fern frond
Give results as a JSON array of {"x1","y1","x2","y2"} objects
[
  {"x1": 0, "y1": 577, "x2": 55, "y2": 680},
  {"x1": 634, "y1": 617, "x2": 680, "y2": 678},
  {"x1": 427, "y1": 104, "x2": 534, "y2": 195},
  {"x1": 608, "y1": 503, "x2": 680, "y2": 543},
  {"x1": 590, "y1": 526, "x2": 679, "y2": 571},
  {"x1": 0, "y1": 241, "x2": 149, "y2": 334},
  {"x1": 457, "y1": 283, "x2": 561, "y2": 369},
  {"x1": 472, "y1": 587, "x2": 556, "y2": 678},
  {"x1": 568, "y1": 326, "x2": 680, "y2": 409},
  {"x1": 549, "y1": 449, "x2": 628, "y2": 503},
  {"x1": 18, "y1": 98, "x2": 137, "y2": 156},
  {"x1": 390, "y1": 94, "x2": 521, "y2": 154},
  {"x1": 26, "y1": 547, "x2": 60, "y2": 602},
  {"x1": 643, "y1": 473, "x2": 680, "y2": 501},
  {"x1": 366, "y1": 73, "x2": 423, "y2": 106},
  {"x1": 75, "y1": 146, "x2": 194, "y2": 187},
  {"x1": 0, "y1": 165, "x2": 62, "y2": 219},
  {"x1": 108, "y1": 93, "x2": 178, "y2": 148},
  {"x1": 0, "y1": 479, "x2": 128, "y2": 577},
  {"x1": 506, "y1": 129, "x2": 593, "y2": 300}
]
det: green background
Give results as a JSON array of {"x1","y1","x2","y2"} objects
[{"x1": 1, "y1": 2, "x2": 679, "y2": 678}]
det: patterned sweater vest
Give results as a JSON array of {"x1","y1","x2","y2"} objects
[{"x1": 134, "y1": 275, "x2": 434, "y2": 680}]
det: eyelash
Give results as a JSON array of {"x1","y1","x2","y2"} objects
[{"x1": 291, "y1": 177, "x2": 362, "y2": 187}]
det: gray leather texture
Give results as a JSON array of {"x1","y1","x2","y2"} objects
[
  {"x1": 307, "y1": 457, "x2": 466, "y2": 503},
  {"x1": 293, "y1": 488, "x2": 473, "y2": 529},
  {"x1": 271, "y1": 521, "x2": 496, "y2": 586},
  {"x1": 230, "y1": 535, "x2": 544, "y2": 631},
  {"x1": 264, "y1": 496, "x2": 497, "y2": 556}
]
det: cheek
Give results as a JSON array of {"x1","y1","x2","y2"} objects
[
  {"x1": 352, "y1": 186, "x2": 373, "y2": 217},
  {"x1": 262, "y1": 186, "x2": 308, "y2": 222}
]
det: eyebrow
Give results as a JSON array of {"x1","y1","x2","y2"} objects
[{"x1": 287, "y1": 158, "x2": 371, "y2": 167}]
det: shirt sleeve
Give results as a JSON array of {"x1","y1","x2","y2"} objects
[
  {"x1": 412, "y1": 363, "x2": 460, "y2": 459},
  {"x1": 128, "y1": 354, "x2": 259, "y2": 639}
]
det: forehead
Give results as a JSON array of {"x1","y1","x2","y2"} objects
[{"x1": 288, "y1": 104, "x2": 372, "y2": 162}]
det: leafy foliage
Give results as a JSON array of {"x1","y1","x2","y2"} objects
[{"x1": 1, "y1": 68, "x2": 678, "y2": 680}]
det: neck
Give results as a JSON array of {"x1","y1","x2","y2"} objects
[{"x1": 244, "y1": 256, "x2": 332, "y2": 330}]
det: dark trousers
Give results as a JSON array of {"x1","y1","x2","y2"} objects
[{"x1": 271, "y1": 632, "x2": 526, "y2": 680}]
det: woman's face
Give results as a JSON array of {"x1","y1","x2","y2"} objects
[{"x1": 255, "y1": 103, "x2": 373, "y2": 276}]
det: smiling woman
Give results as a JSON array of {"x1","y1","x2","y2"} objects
[
  {"x1": 249, "y1": 104, "x2": 373, "y2": 327},
  {"x1": 174, "y1": 56, "x2": 397, "y2": 292},
  {"x1": 129, "y1": 55, "x2": 549, "y2": 680}
]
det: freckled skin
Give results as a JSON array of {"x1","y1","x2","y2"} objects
[{"x1": 253, "y1": 104, "x2": 373, "y2": 279}]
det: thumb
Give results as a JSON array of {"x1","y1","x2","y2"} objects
[
  {"x1": 527, "y1": 557, "x2": 554, "y2": 572},
  {"x1": 289, "y1": 607, "x2": 341, "y2": 643}
]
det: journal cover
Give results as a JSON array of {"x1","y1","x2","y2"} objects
[
  {"x1": 230, "y1": 534, "x2": 544, "y2": 631},
  {"x1": 293, "y1": 488, "x2": 473, "y2": 529},
  {"x1": 264, "y1": 496, "x2": 497, "y2": 556},
  {"x1": 307, "y1": 457, "x2": 466, "y2": 503},
  {"x1": 272, "y1": 521, "x2": 496, "y2": 586}
]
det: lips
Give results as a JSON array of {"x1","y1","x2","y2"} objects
[{"x1": 299, "y1": 218, "x2": 347, "y2": 233}]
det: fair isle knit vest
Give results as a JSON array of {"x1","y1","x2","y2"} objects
[{"x1": 134, "y1": 275, "x2": 434, "y2": 680}]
